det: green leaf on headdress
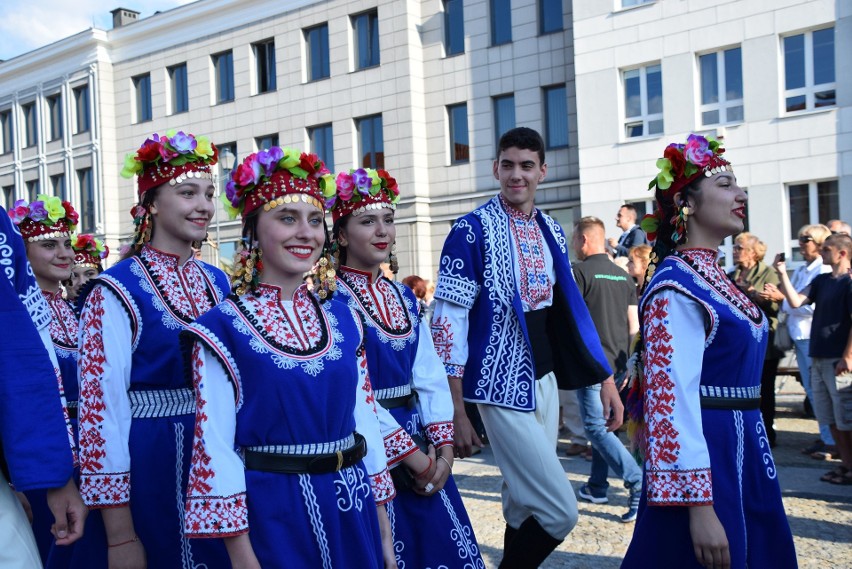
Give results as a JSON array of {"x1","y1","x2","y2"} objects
[
  {"x1": 289, "y1": 166, "x2": 308, "y2": 179},
  {"x1": 684, "y1": 162, "x2": 699, "y2": 178},
  {"x1": 220, "y1": 192, "x2": 240, "y2": 220}
]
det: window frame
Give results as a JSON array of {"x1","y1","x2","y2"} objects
[
  {"x1": 786, "y1": 180, "x2": 839, "y2": 262},
  {"x1": 305, "y1": 24, "x2": 331, "y2": 82},
  {"x1": 782, "y1": 27, "x2": 835, "y2": 114},
  {"x1": 133, "y1": 73, "x2": 153, "y2": 123},
  {"x1": 622, "y1": 63, "x2": 663, "y2": 139},
  {"x1": 46, "y1": 93, "x2": 63, "y2": 142},
  {"x1": 490, "y1": 0, "x2": 512, "y2": 46},
  {"x1": 25, "y1": 179, "x2": 40, "y2": 202},
  {"x1": 543, "y1": 85, "x2": 569, "y2": 149},
  {"x1": 539, "y1": 0, "x2": 563, "y2": 35},
  {"x1": 698, "y1": 47, "x2": 744, "y2": 126},
  {"x1": 253, "y1": 39, "x2": 277, "y2": 94},
  {"x1": 255, "y1": 134, "x2": 279, "y2": 151},
  {"x1": 443, "y1": 0, "x2": 464, "y2": 56},
  {"x1": 213, "y1": 50, "x2": 235, "y2": 104},
  {"x1": 447, "y1": 103, "x2": 470, "y2": 165},
  {"x1": 356, "y1": 114, "x2": 384, "y2": 169},
  {"x1": 0, "y1": 109, "x2": 13, "y2": 154},
  {"x1": 76, "y1": 167, "x2": 95, "y2": 233},
  {"x1": 492, "y1": 94, "x2": 515, "y2": 152},
  {"x1": 352, "y1": 11, "x2": 380, "y2": 70},
  {"x1": 22, "y1": 102, "x2": 38, "y2": 148},
  {"x1": 73, "y1": 85, "x2": 90, "y2": 134},
  {"x1": 168, "y1": 63, "x2": 189, "y2": 114},
  {"x1": 50, "y1": 173, "x2": 66, "y2": 200}
]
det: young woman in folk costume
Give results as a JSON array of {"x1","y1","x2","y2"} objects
[
  {"x1": 182, "y1": 147, "x2": 396, "y2": 568},
  {"x1": 66, "y1": 234, "x2": 109, "y2": 304},
  {"x1": 329, "y1": 167, "x2": 483, "y2": 568},
  {"x1": 622, "y1": 135, "x2": 796, "y2": 569},
  {"x1": 11, "y1": 195, "x2": 80, "y2": 565},
  {"x1": 75, "y1": 131, "x2": 230, "y2": 568}
]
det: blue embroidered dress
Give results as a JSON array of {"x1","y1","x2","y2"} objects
[
  {"x1": 182, "y1": 283, "x2": 395, "y2": 568},
  {"x1": 336, "y1": 267, "x2": 483, "y2": 568},
  {"x1": 622, "y1": 248, "x2": 797, "y2": 568},
  {"x1": 75, "y1": 245, "x2": 230, "y2": 568}
]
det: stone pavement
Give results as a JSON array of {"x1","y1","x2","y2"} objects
[{"x1": 451, "y1": 382, "x2": 852, "y2": 568}]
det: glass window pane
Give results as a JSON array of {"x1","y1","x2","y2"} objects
[
  {"x1": 786, "y1": 95, "x2": 806, "y2": 113},
  {"x1": 724, "y1": 48, "x2": 742, "y2": 100},
  {"x1": 74, "y1": 86, "x2": 90, "y2": 133},
  {"x1": 624, "y1": 70, "x2": 640, "y2": 118},
  {"x1": 449, "y1": 104, "x2": 469, "y2": 163},
  {"x1": 491, "y1": 0, "x2": 511, "y2": 45},
  {"x1": 626, "y1": 122, "x2": 643, "y2": 138},
  {"x1": 646, "y1": 64, "x2": 662, "y2": 115},
  {"x1": 699, "y1": 52, "x2": 718, "y2": 105},
  {"x1": 358, "y1": 115, "x2": 384, "y2": 169},
  {"x1": 784, "y1": 34, "x2": 805, "y2": 90},
  {"x1": 355, "y1": 12, "x2": 380, "y2": 69},
  {"x1": 444, "y1": 0, "x2": 464, "y2": 55},
  {"x1": 817, "y1": 180, "x2": 839, "y2": 222},
  {"x1": 545, "y1": 86, "x2": 568, "y2": 148},
  {"x1": 788, "y1": 184, "x2": 809, "y2": 239},
  {"x1": 540, "y1": 0, "x2": 562, "y2": 34},
  {"x1": 812, "y1": 27, "x2": 834, "y2": 86},
  {"x1": 307, "y1": 26, "x2": 330, "y2": 80},
  {"x1": 309, "y1": 124, "x2": 334, "y2": 172},
  {"x1": 648, "y1": 119, "x2": 664, "y2": 135},
  {"x1": 493, "y1": 95, "x2": 515, "y2": 149},
  {"x1": 727, "y1": 105, "x2": 743, "y2": 122},
  {"x1": 702, "y1": 110, "x2": 719, "y2": 125},
  {"x1": 814, "y1": 90, "x2": 836, "y2": 108}
]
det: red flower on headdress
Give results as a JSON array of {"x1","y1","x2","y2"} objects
[
  {"x1": 136, "y1": 139, "x2": 161, "y2": 163},
  {"x1": 63, "y1": 201, "x2": 80, "y2": 226},
  {"x1": 663, "y1": 145, "x2": 686, "y2": 179},
  {"x1": 378, "y1": 169, "x2": 398, "y2": 194},
  {"x1": 300, "y1": 153, "x2": 321, "y2": 176}
]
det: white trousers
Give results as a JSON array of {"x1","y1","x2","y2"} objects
[
  {"x1": 0, "y1": 472, "x2": 43, "y2": 568},
  {"x1": 478, "y1": 372, "x2": 579, "y2": 540}
]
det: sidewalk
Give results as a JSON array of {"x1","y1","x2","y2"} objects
[{"x1": 452, "y1": 381, "x2": 852, "y2": 568}]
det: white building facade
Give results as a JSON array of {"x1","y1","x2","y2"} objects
[
  {"x1": 1, "y1": 0, "x2": 847, "y2": 276},
  {"x1": 574, "y1": 0, "x2": 851, "y2": 267}
]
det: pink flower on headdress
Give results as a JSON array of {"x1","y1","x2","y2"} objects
[
  {"x1": 28, "y1": 201, "x2": 48, "y2": 222},
  {"x1": 352, "y1": 168, "x2": 371, "y2": 195},
  {"x1": 130, "y1": 204, "x2": 148, "y2": 219},
  {"x1": 225, "y1": 179, "x2": 238, "y2": 204},
  {"x1": 683, "y1": 134, "x2": 714, "y2": 167},
  {"x1": 9, "y1": 199, "x2": 29, "y2": 224},
  {"x1": 336, "y1": 172, "x2": 355, "y2": 201},
  {"x1": 158, "y1": 143, "x2": 179, "y2": 162},
  {"x1": 170, "y1": 131, "x2": 197, "y2": 154},
  {"x1": 234, "y1": 160, "x2": 260, "y2": 188}
]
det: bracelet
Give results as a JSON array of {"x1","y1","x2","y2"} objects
[
  {"x1": 438, "y1": 455, "x2": 452, "y2": 471},
  {"x1": 414, "y1": 457, "x2": 433, "y2": 480},
  {"x1": 108, "y1": 535, "x2": 139, "y2": 548}
]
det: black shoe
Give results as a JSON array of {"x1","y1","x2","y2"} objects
[
  {"x1": 504, "y1": 524, "x2": 518, "y2": 551},
  {"x1": 499, "y1": 516, "x2": 562, "y2": 569}
]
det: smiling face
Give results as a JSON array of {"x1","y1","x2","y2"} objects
[
  {"x1": 148, "y1": 179, "x2": 215, "y2": 254},
  {"x1": 682, "y1": 172, "x2": 747, "y2": 249},
  {"x1": 26, "y1": 237, "x2": 74, "y2": 292},
  {"x1": 493, "y1": 147, "x2": 547, "y2": 215},
  {"x1": 255, "y1": 200, "x2": 326, "y2": 294},
  {"x1": 338, "y1": 207, "x2": 396, "y2": 275}
]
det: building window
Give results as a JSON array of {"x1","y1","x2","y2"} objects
[
  {"x1": 621, "y1": 0, "x2": 653, "y2": 7},
  {"x1": 305, "y1": 24, "x2": 330, "y2": 81},
  {"x1": 77, "y1": 168, "x2": 95, "y2": 232},
  {"x1": 353, "y1": 11, "x2": 380, "y2": 70},
  {"x1": 308, "y1": 124, "x2": 334, "y2": 172},
  {"x1": 784, "y1": 27, "x2": 835, "y2": 113},
  {"x1": 213, "y1": 51, "x2": 235, "y2": 103},
  {"x1": 699, "y1": 47, "x2": 743, "y2": 125},
  {"x1": 448, "y1": 103, "x2": 469, "y2": 164},
  {"x1": 539, "y1": 0, "x2": 562, "y2": 34},
  {"x1": 443, "y1": 0, "x2": 464, "y2": 56},
  {"x1": 788, "y1": 180, "x2": 838, "y2": 240},
  {"x1": 543, "y1": 85, "x2": 569, "y2": 149},
  {"x1": 0, "y1": 110, "x2": 12, "y2": 154},
  {"x1": 493, "y1": 95, "x2": 515, "y2": 150},
  {"x1": 26, "y1": 180, "x2": 39, "y2": 202},
  {"x1": 73, "y1": 85, "x2": 90, "y2": 134},
  {"x1": 356, "y1": 114, "x2": 384, "y2": 169},
  {"x1": 1, "y1": 186, "x2": 13, "y2": 209},
  {"x1": 50, "y1": 174, "x2": 66, "y2": 200},
  {"x1": 490, "y1": 0, "x2": 511, "y2": 46},
  {"x1": 168, "y1": 63, "x2": 189, "y2": 114},
  {"x1": 47, "y1": 94, "x2": 63, "y2": 142},
  {"x1": 255, "y1": 134, "x2": 279, "y2": 151},
  {"x1": 22, "y1": 103, "x2": 37, "y2": 148},
  {"x1": 623, "y1": 64, "x2": 663, "y2": 138},
  {"x1": 133, "y1": 74, "x2": 152, "y2": 123},
  {"x1": 253, "y1": 39, "x2": 277, "y2": 94}
]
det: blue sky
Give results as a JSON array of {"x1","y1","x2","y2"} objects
[{"x1": 0, "y1": 0, "x2": 193, "y2": 61}]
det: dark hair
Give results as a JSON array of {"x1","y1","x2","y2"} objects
[
  {"x1": 331, "y1": 216, "x2": 350, "y2": 267},
  {"x1": 620, "y1": 203, "x2": 638, "y2": 215},
  {"x1": 401, "y1": 275, "x2": 426, "y2": 299},
  {"x1": 120, "y1": 188, "x2": 159, "y2": 261},
  {"x1": 497, "y1": 127, "x2": 545, "y2": 165},
  {"x1": 827, "y1": 233, "x2": 852, "y2": 257}
]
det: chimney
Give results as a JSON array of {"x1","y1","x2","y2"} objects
[{"x1": 111, "y1": 8, "x2": 140, "y2": 28}]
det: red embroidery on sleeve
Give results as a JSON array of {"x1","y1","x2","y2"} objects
[{"x1": 430, "y1": 317, "x2": 454, "y2": 362}]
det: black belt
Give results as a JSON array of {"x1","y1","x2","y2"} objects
[
  {"x1": 700, "y1": 396, "x2": 760, "y2": 410},
  {"x1": 377, "y1": 394, "x2": 414, "y2": 410},
  {"x1": 243, "y1": 433, "x2": 366, "y2": 474},
  {"x1": 67, "y1": 402, "x2": 78, "y2": 420}
]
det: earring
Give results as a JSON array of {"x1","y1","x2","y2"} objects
[
  {"x1": 388, "y1": 242, "x2": 399, "y2": 274},
  {"x1": 134, "y1": 211, "x2": 152, "y2": 246},
  {"x1": 671, "y1": 204, "x2": 690, "y2": 244},
  {"x1": 315, "y1": 248, "x2": 337, "y2": 300},
  {"x1": 234, "y1": 245, "x2": 262, "y2": 295}
]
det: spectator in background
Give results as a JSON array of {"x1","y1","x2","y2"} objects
[
  {"x1": 730, "y1": 232, "x2": 783, "y2": 446},
  {"x1": 626, "y1": 244, "x2": 652, "y2": 297},
  {"x1": 402, "y1": 274, "x2": 434, "y2": 324},
  {"x1": 763, "y1": 224, "x2": 834, "y2": 457},
  {"x1": 608, "y1": 204, "x2": 648, "y2": 258},
  {"x1": 827, "y1": 219, "x2": 851, "y2": 236}
]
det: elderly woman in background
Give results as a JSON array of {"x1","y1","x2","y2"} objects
[
  {"x1": 730, "y1": 232, "x2": 783, "y2": 447},
  {"x1": 627, "y1": 244, "x2": 652, "y2": 297},
  {"x1": 764, "y1": 224, "x2": 834, "y2": 457}
]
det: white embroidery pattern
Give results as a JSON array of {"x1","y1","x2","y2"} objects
[
  {"x1": 440, "y1": 488, "x2": 485, "y2": 569},
  {"x1": 755, "y1": 420, "x2": 777, "y2": 480},
  {"x1": 299, "y1": 474, "x2": 332, "y2": 569},
  {"x1": 334, "y1": 465, "x2": 370, "y2": 513}
]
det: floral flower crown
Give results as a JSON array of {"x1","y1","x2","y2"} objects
[
  {"x1": 120, "y1": 130, "x2": 218, "y2": 198},
  {"x1": 641, "y1": 134, "x2": 732, "y2": 243},
  {"x1": 329, "y1": 168, "x2": 400, "y2": 222},
  {"x1": 9, "y1": 195, "x2": 79, "y2": 242},
  {"x1": 72, "y1": 233, "x2": 109, "y2": 267},
  {"x1": 222, "y1": 146, "x2": 336, "y2": 219}
]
